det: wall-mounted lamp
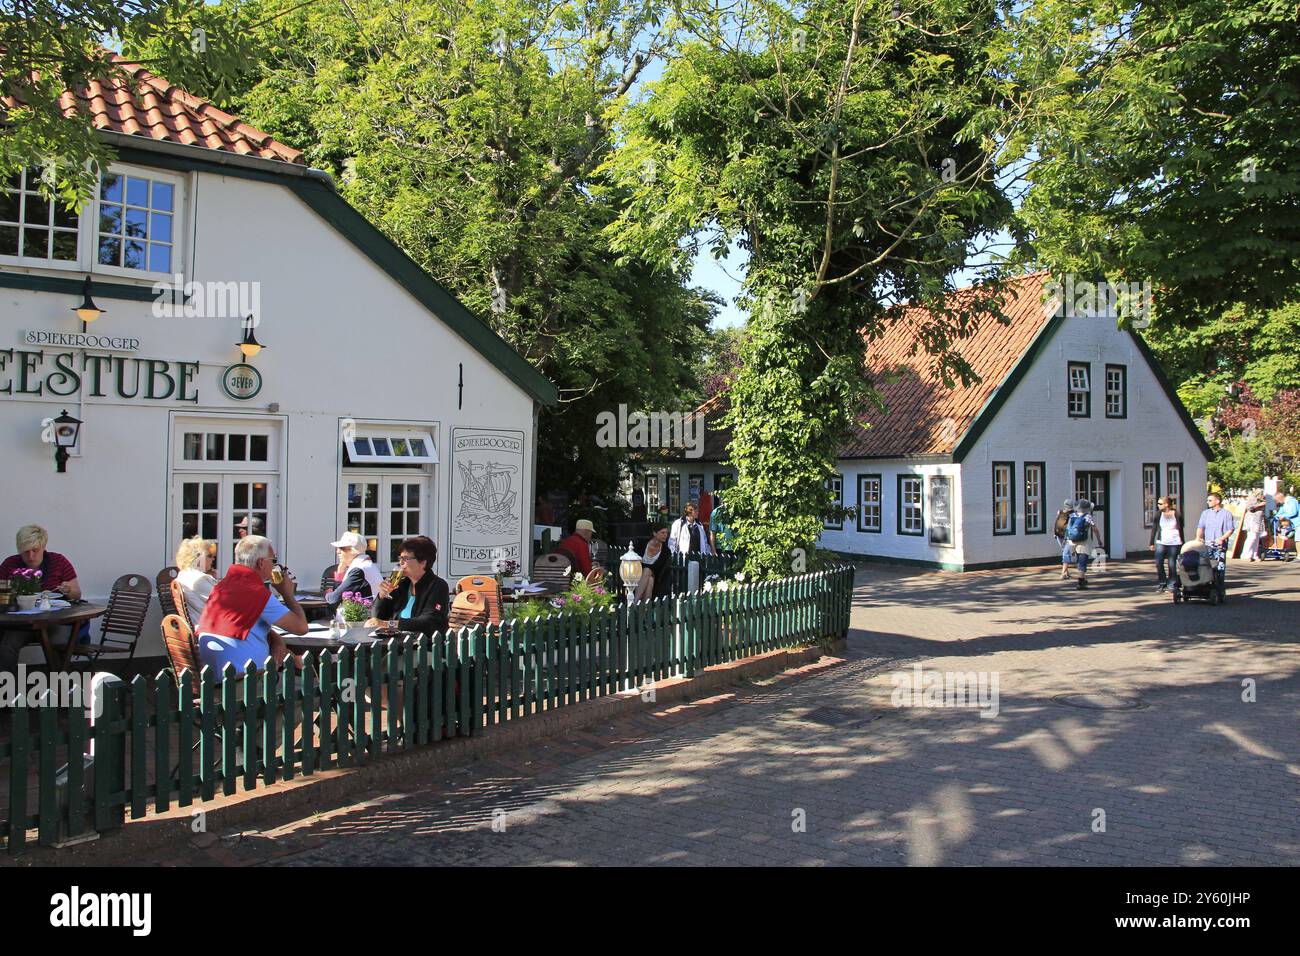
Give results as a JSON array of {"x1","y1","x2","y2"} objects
[
  {"x1": 238, "y1": 315, "x2": 265, "y2": 359},
  {"x1": 72, "y1": 276, "x2": 105, "y2": 328},
  {"x1": 52, "y1": 409, "x2": 82, "y2": 473}
]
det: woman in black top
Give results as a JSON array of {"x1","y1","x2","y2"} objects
[
  {"x1": 370, "y1": 535, "x2": 450, "y2": 636},
  {"x1": 634, "y1": 524, "x2": 673, "y2": 601}
]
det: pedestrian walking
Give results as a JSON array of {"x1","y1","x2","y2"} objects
[
  {"x1": 1065, "y1": 499, "x2": 1103, "y2": 589},
  {"x1": 1053, "y1": 499, "x2": 1077, "y2": 579},
  {"x1": 1242, "y1": 491, "x2": 1266, "y2": 561},
  {"x1": 1149, "y1": 495, "x2": 1184, "y2": 590}
]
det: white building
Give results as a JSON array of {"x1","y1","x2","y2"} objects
[
  {"x1": 1, "y1": 59, "x2": 555, "y2": 659},
  {"x1": 645, "y1": 273, "x2": 1210, "y2": 570}
]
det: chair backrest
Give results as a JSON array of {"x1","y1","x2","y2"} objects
[
  {"x1": 169, "y1": 577, "x2": 195, "y2": 631},
  {"x1": 97, "y1": 573, "x2": 153, "y2": 657},
  {"x1": 448, "y1": 590, "x2": 488, "y2": 631},
  {"x1": 321, "y1": 564, "x2": 340, "y2": 592},
  {"x1": 533, "y1": 552, "x2": 572, "y2": 586},
  {"x1": 156, "y1": 566, "x2": 179, "y2": 617},
  {"x1": 161, "y1": 613, "x2": 201, "y2": 691},
  {"x1": 456, "y1": 575, "x2": 502, "y2": 625}
]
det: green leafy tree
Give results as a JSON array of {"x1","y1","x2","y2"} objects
[
  {"x1": 1009, "y1": 0, "x2": 1300, "y2": 322},
  {"x1": 603, "y1": 0, "x2": 1033, "y2": 577},
  {"x1": 130, "y1": 0, "x2": 713, "y2": 501}
]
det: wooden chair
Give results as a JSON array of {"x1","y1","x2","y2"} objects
[
  {"x1": 161, "y1": 613, "x2": 201, "y2": 690},
  {"x1": 532, "y1": 553, "x2": 573, "y2": 588},
  {"x1": 169, "y1": 576, "x2": 196, "y2": 632},
  {"x1": 448, "y1": 590, "x2": 488, "y2": 630},
  {"x1": 59, "y1": 573, "x2": 152, "y2": 666},
  {"x1": 156, "y1": 566, "x2": 179, "y2": 617},
  {"x1": 320, "y1": 564, "x2": 341, "y2": 592},
  {"x1": 456, "y1": 575, "x2": 502, "y2": 625}
]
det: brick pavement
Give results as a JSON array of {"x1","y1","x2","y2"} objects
[{"x1": 136, "y1": 558, "x2": 1300, "y2": 866}]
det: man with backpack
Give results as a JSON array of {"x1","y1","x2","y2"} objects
[
  {"x1": 1053, "y1": 499, "x2": 1077, "y2": 579},
  {"x1": 1065, "y1": 499, "x2": 1104, "y2": 589}
]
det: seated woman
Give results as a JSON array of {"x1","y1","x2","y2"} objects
[
  {"x1": 368, "y1": 535, "x2": 449, "y2": 636},
  {"x1": 0, "y1": 524, "x2": 84, "y2": 675},
  {"x1": 195, "y1": 535, "x2": 308, "y2": 679},
  {"x1": 634, "y1": 523, "x2": 672, "y2": 602},
  {"x1": 175, "y1": 535, "x2": 218, "y2": 622},
  {"x1": 324, "y1": 531, "x2": 382, "y2": 606}
]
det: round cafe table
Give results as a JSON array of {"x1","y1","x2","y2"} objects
[{"x1": 0, "y1": 602, "x2": 109, "y2": 667}]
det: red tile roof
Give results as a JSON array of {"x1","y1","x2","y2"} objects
[
  {"x1": 2, "y1": 54, "x2": 304, "y2": 165},
  {"x1": 672, "y1": 272, "x2": 1053, "y2": 463},
  {"x1": 843, "y1": 271, "x2": 1052, "y2": 458}
]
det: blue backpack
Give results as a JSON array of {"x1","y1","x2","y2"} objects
[{"x1": 1066, "y1": 513, "x2": 1090, "y2": 542}]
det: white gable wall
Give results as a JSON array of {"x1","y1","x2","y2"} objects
[
  {"x1": 0, "y1": 162, "x2": 538, "y2": 659},
  {"x1": 960, "y1": 313, "x2": 1207, "y2": 566}
]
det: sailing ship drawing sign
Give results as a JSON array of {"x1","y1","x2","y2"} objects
[{"x1": 449, "y1": 428, "x2": 525, "y2": 576}]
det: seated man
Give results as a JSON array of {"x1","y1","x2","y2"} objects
[
  {"x1": 0, "y1": 524, "x2": 83, "y2": 675},
  {"x1": 195, "y1": 535, "x2": 308, "y2": 680},
  {"x1": 554, "y1": 519, "x2": 595, "y2": 577}
]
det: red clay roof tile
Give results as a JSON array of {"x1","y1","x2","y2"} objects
[{"x1": 3, "y1": 54, "x2": 303, "y2": 165}]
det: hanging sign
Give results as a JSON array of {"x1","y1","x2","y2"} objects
[{"x1": 221, "y1": 363, "x2": 262, "y2": 400}]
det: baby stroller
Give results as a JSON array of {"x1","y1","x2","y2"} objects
[
  {"x1": 1261, "y1": 514, "x2": 1296, "y2": 561},
  {"x1": 1172, "y1": 541, "x2": 1226, "y2": 605}
]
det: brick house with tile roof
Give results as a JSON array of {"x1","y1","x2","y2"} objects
[
  {"x1": 642, "y1": 272, "x2": 1210, "y2": 570},
  {"x1": 1, "y1": 59, "x2": 555, "y2": 660}
]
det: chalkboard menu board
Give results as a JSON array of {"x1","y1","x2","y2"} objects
[{"x1": 929, "y1": 475, "x2": 954, "y2": 547}]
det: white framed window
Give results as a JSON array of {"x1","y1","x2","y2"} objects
[
  {"x1": 0, "y1": 167, "x2": 82, "y2": 268},
  {"x1": 857, "y1": 474, "x2": 882, "y2": 533},
  {"x1": 898, "y1": 475, "x2": 923, "y2": 536},
  {"x1": 344, "y1": 429, "x2": 438, "y2": 465},
  {"x1": 1068, "y1": 362, "x2": 1091, "y2": 417},
  {"x1": 993, "y1": 462, "x2": 1015, "y2": 535},
  {"x1": 170, "y1": 416, "x2": 282, "y2": 571},
  {"x1": 1024, "y1": 462, "x2": 1045, "y2": 533},
  {"x1": 824, "y1": 474, "x2": 844, "y2": 530},
  {"x1": 1166, "y1": 463, "x2": 1183, "y2": 510},
  {"x1": 1142, "y1": 464, "x2": 1159, "y2": 528},
  {"x1": 176, "y1": 424, "x2": 276, "y2": 471},
  {"x1": 342, "y1": 477, "x2": 430, "y2": 569},
  {"x1": 94, "y1": 165, "x2": 184, "y2": 278},
  {"x1": 1105, "y1": 364, "x2": 1127, "y2": 418}
]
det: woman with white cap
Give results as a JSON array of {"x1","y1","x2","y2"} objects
[{"x1": 325, "y1": 531, "x2": 383, "y2": 607}]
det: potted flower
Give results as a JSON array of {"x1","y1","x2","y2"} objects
[
  {"x1": 336, "y1": 591, "x2": 374, "y2": 639},
  {"x1": 10, "y1": 568, "x2": 44, "y2": 610},
  {"x1": 494, "y1": 557, "x2": 522, "y2": 588}
]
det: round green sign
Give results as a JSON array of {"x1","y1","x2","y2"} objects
[{"x1": 221, "y1": 363, "x2": 263, "y2": 400}]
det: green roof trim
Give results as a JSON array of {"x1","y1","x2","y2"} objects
[
  {"x1": 1125, "y1": 325, "x2": 1214, "y2": 460},
  {"x1": 952, "y1": 309, "x2": 1212, "y2": 463},
  {"x1": 0, "y1": 269, "x2": 170, "y2": 303},
  {"x1": 110, "y1": 145, "x2": 557, "y2": 406}
]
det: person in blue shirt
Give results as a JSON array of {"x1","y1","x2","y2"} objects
[
  {"x1": 1196, "y1": 492, "x2": 1236, "y2": 552},
  {"x1": 1272, "y1": 491, "x2": 1300, "y2": 526}
]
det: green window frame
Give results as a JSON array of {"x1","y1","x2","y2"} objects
[
  {"x1": 993, "y1": 461, "x2": 1016, "y2": 535},
  {"x1": 897, "y1": 474, "x2": 924, "y2": 536},
  {"x1": 1068, "y1": 361, "x2": 1091, "y2": 418},
  {"x1": 1024, "y1": 461, "x2": 1046, "y2": 534},
  {"x1": 857, "y1": 474, "x2": 882, "y2": 533}
]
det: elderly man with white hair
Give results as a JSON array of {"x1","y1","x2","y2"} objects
[{"x1": 194, "y1": 535, "x2": 307, "y2": 679}]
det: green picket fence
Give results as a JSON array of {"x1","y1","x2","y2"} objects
[{"x1": 1, "y1": 564, "x2": 853, "y2": 854}]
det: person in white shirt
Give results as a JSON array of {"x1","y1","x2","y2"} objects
[
  {"x1": 669, "y1": 503, "x2": 713, "y2": 556},
  {"x1": 1148, "y1": 496, "x2": 1184, "y2": 591},
  {"x1": 325, "y1": 531, "x2": 383, "y2": 606},
  {"x1": 1241, "y1": 491, "x2": 1266, "y2": 561},
  {"x1": 174, "y1": 535, "x2": 217, "y2": 621}
]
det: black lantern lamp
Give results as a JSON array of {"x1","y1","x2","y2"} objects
[
  {"x1": 72, "y1": 276, "x2": 105, "y2": 329},
  {"x1": 53, "y1": 409, "x2": 82, "y2": 473},
  {"x1": 238, "y1": 315, "x2": 265, "y2": 359}
]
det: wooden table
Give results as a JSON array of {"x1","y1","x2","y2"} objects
[
  {"x1": 0, "y1": 602, "x2": 108, "y2": 667},
  {"x1": 293, "y1": 592, "x2": 333, "y2": 621}
]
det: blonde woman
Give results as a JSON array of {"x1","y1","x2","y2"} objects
[{"x1": 175, "y1": 536, "x2": 218, "y2": 622}]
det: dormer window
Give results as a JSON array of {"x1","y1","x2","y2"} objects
[{"x1": 96, "y1": 169, "x2": 178, "y2": 275}]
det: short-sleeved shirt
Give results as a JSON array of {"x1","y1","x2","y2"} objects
[
  {"x1": 0, "y1": 550, "x2": 77, "y2": 590},
  {"x1": 711, "y1": 508, "x2": 734, "y2": 551},
  {"x1": 1197, "y1": 508, "x2": 1235, "y2": 543},
  {"x1": 196, "y1": 590, "x2": 290, "y2": 677}
]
